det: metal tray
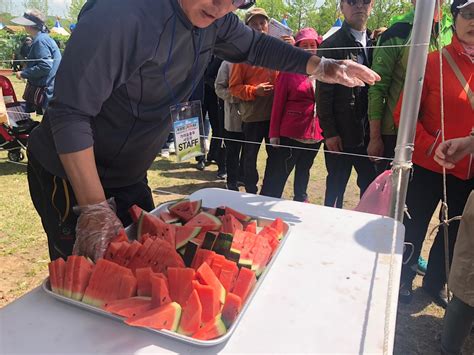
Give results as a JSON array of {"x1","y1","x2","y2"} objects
[{"x1": 43, "y1": 200, "x2": 291, "y2": 347}]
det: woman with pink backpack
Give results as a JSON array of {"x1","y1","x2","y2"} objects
[{"x1": 260, "y1": 28, "x2": 324, "y2": 202}]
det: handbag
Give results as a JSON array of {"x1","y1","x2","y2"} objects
[{"x1": 23, "y1": 82, "x2": 46, "y2": 108}]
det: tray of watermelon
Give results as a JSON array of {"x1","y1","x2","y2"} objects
[{"x1": 43, "y1": 199, "x2": 289, "y2": 346}]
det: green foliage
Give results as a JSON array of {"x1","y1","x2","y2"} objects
[
  {"x1": 68, "y1": 0, "x2": 86, "y2": 22},
  {"x1": 368, "y1": 0, "x2": 412, "y2": 30},
  {"x1": 22, "y1": 0, "x2": 49, "y2": 17},
  {"x1": 0, "y1": 30, "x2": 28, "y2": 68}
]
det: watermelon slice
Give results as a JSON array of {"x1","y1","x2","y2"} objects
[
  {"x1": 167, "y1": 267, "x2": 195, "y2": 307},
  {"x1": 218, "y1": 260, "x2": 239, "y2": 293},
  {"x1": 104, "y1": 242, "x2": 122, "y2": 262},
  {"x1": 48, "y1": 262, "x2": 58, "y2": 293},
  {"x1": 117, "y1": 275, "x2": 138, "y2": 300},
  {"x1": 135, "y1": 267, "x2": 153, "y2": 297},
  {"x1": 114, "y1": 241, "x2": 131, "y2": 266},
  {"x1": 138, "y1": 213, "x2": 176, "y2": 248},
  {"x1": 182, "y1": 241, "x2": 199, "y2": 268},
  {"x1": 224, "y1": 206, "x2": 251, "y2": 222},
  {"x1": 71, "y1": 256, "x2": 94, "y2": 301},
  {"x1": 168, "y1": 199, "x2": 202, "y2": 222},
  {"x1": 196, "y1": 262, "x2": 226, "y2": 304},
  {"x1": 221, "y1": 293, "x2": 242, "y2": 328},
  {"x1": 251, "y1": 237, "x2": 273, "y2": 277},
  {"x1": 128, "y1": 204, "x2": 144, "y2": 224},
  {"x1": 63, "y1": 255, "x2": 77, "y2": 298},
  {"x1": 148, "y1": 239, "x2": 185, "y2": 274},
  {"x1": 239, "y1": 232, "x2": 258, "y2": 268},
  {"x1": 185, "y1": 212, "x2": 222, "y2": 233},
  {"x1": 191, "y1": 249, "x2": 216, "y2": 270},
  {"x1": 159, "y1": 211, "x2": 180, "y2": 224},
  {"x1": 232, "y1": 267, "x2": 256, "y2": 303},
  {"x1": 151, "y1": 274, "x2": 171, "y2": 308},
  {"x1": 122, "y1": 240, "x2": 142, "y2": 267},
  {"x1": 127, "y1": 238, "x2": 153, "y2": 271},
  {"x1": 192, "y1": 315, "x2": 227, "y2": 340},
  {"x1": 228, "y1": 230, "x2": 248, "y2": 263},
  {"x1": 125, "y1": 302, "x2": 182, "y2": 331},
  {"x1": 175, "y1": 225, "x2": 201, "y2": 249},
  {"x1": 212, "y1": 233, "x2": 233, "y2": 257},
  {"x1": 201, "y1": 232, "x2": 218, "y2": 250},
  {"x1": 244, "y1": 221, "x2": 257, "y2": 234},
  {"x1": 220, "y1": 214, "x2": 243, "y2": 234},
  {"x1": 104, "y1": 296, "x2": 152, "y2": 318},
  {"x1": 193, "y1": 282, "x2": 220, "y2": 324},
  {"x1": 54, "y1": 257, "x2": 66, "y2": 295},
  {"x1": 112, "y1": 228, "x2": 129, "y2": 243},
  {"x1": 210, "y1": 254, "x2": 226, "y2": 278},
  {"x1": 269, "y1": 218, "x2": 285, "y2": 239},
  {"x1": 177, "y1": 289, "x2": 202, "y2": 336}
]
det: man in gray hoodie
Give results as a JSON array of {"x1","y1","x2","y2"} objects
[{"x1": 26, "y1": 0, "x2": 380, "y2": 262}]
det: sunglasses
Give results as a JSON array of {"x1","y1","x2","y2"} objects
[
  {"x1": 232, "y1": 0, "x2": 255, "y2": 10},
  {"x1": 344, "y1": 0, "x2": 372, "y2": 6},
  {"x1": 459, "y1": 9, "x2": 474, "y2": 20}
]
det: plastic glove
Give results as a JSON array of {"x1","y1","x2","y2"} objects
[
  {"x1": 270, "y1": 137, "x2": 280, "y2": 147},
  {"x1": 311, "y1": 57, "x2": 381, "y2": 87},
  {"x1": 72, "y1": 198, "x2": 123, "y2": 262}
]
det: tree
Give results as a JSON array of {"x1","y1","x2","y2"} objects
[
  {"x1": 22, "y1": 0, "x2": 49, "y2": 17},
  {"x1": 68, "y1": 0, "x2": 86, "y2": 22},
  {"x1": 314, "y1": 0, "x2": 340, "y2": 35},
  {"x1": 368, "y1": 0, "x2": 412, "y2": 30},
  {"x1": 286, "y1": 0, "x2": 318, "y2": 31},
  {"x1": 0, "y1": 0, "x2": 13, "y2": 14}
]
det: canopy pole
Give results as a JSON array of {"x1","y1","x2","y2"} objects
[{"x1": 390, "y1": 0, "x2": 437, "y2": 222}]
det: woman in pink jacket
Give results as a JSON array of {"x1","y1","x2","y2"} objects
[{"x1": 261, "y1": 28, "x2": 323, "y2": 202}]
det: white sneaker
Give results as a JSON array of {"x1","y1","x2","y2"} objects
[{"x1": 161, "y1": 149, "x2": 170, "y2": 158}]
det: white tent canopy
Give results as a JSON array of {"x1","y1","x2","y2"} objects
[{"x1": 323, "y1": 18, "x2": 342, "y2": 41}]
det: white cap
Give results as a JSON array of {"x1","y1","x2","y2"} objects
[{"x1": 458, "y1": 0, "x2": 474, "y2": 9}]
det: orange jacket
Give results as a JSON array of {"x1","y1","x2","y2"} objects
[
  {"x1": 229, "y1": 63, "x2": 278, "y2": 122},
  {"x1": 394, "y1": 35, "x2": 474, "y2": 180}
]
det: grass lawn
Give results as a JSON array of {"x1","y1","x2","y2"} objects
[{"x1": 0, "y1": 74, "x2": 472, "y2": 354}]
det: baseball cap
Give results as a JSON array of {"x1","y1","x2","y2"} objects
[
  {"x1": 11, "y1": 11, "x2": 45, "y2": 28},
  {"x1": 245, "y1": 8, "x2": 269, "y2": 25}
]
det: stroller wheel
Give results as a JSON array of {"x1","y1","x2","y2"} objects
[{"x1": 8, "y1": 150, "x2": 24, "y2": 162}]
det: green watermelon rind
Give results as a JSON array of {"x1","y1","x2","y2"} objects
[
  {"x1": 186, "y1": 212, "x2": 222, "y2": 230},
  {"x1": 175, "y1": 226, "x2": 202, "y2": 249},
  {"x1": 168, "y1": 199, "x2": 202, "y2": 222}
]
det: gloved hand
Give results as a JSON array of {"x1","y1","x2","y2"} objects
[
  {"x1": 270, "y1": 137, "x2": 280, "y2": 147},
  {"x1": 311, "y1": 57, "x2": 381, "y2": 87},
  {"x1": 72, "y1": 198, "x2": 123, "y2": 262}
]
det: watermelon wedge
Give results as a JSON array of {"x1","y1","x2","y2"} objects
[
  {"x1": 175, "y1": 225, "x2": 201, "y2": 249},
  {"x1": 193, "y1": 282, "x2": 220, "y2": 324},
  {"x1": 168, "y1": 199, "x2": 202, "y2": 222},
  {"x1": 269, "y1": 217, "x2": 285, "y2": 239},
  {"x1": 221, "y1": 293, "x2": 242, "y2": 328},
  {"x1": 244, "y1": 221, "x2": 257, "y2": 234},
  {"x1": 125, "y1": 302, "x2": 182, "y2": 332},
  {"x1": 192, "y1": 315, "x2": 227, "y2": 340},
  {"x1": 167, "y1": 267, "x2": 195, "y2": 307},
  {"x1": 251, "y1": 237, "x2": 273, "y2": 277},
  {"x1": 71, "y1": 256, "x2": 94, "y2": 301},
  {"x1": 232, "y1": 267, "x2": 256, "y2": 303},
  {"x1": 128, "y1": 204, "x2": 144, "y2": 224},
  {"x1": 63, "y1": 255, "x2": 77, "y2": 298},
  {"x1": 104, "y1": 297, "x2": 152, "y2": 318},
  {"x1": 135, "y1": 267, "x2": 153, "y2": 297},
  {"x1": 182, "y1": 241, "x2": 199, "y2": 268},
  {"x1": 150, "y1": 274, "x2": 171, "y2": 308},
  {"x1": 220, "y1": 214, "x2": 243, "y2": 234},
  {"x1": 177, "y1": 289, "x2": 202, "y2": 336},
  {"x1": 196, "y1": 262, "x2": 226, "y2": 304},
  {"x1": 224, "y1": 206, "x2": 251, "y2": 222},
  {"x1": 185, "y1": 212, "x2": 222, "y2": 233},
  {"x1": 48, "y1": 257, "x2": 66, "y2": 295},
  {"x1": 112, "y1": 228, "x2": 129, "y2": 243},
  {"x1": 159, "y1": 211, "x2": 180, "y2": 224}
]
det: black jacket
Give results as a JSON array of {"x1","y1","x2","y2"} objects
[{"x1": 316, "y1": 22, "x2": 373, "y2": 149}]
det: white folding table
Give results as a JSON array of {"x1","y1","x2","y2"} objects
[{"x1": 0, "y1": 188, "x2": 405, "y2": 354}]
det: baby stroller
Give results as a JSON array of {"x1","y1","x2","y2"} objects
[{"x1": 0, "y1": 75, "x2": 38, "y2": 162}]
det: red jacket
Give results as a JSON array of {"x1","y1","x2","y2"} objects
[
  {"x1": 269, "y1": 72, "x2": 323, "y2": 141},
  {"x1": 394, "y1": 35, "x2": 474, "y2": 180}
]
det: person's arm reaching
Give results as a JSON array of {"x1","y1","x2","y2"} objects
[
  {"x1": 434, "y1": 135, "x2": 474, "y2": 169},
  {"x1": 215, "y1": 13, "x2": 380, "y2": 88}
]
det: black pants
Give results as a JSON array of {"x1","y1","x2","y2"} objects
[
  {"x1": 375, "y1": 134, "x2": 397, "y2": 175},
  {"x1": 441, "y1": 296, "x2": 474, "y2": 355},
  {"x1": 324, "y1": 144, "x2": 376, "y2": 208},
  {"x1": 224, "y1": 130, "x2": 244, "y2": 187},
  {"x1": 242, "y1": 120, "x2": 271, "y2": 194},
  {"x1": 27, "y1": 151, "x2": 155, "y2": 261},
  {"x1": 401, "y1": 165, "x2": 474, "y2": 291},
  {"x1": 261, "y1": 137, "x2": 320, "y2": 201}
]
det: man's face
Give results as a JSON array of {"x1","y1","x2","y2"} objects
[
  {"x1": 340, "y1": 0, "x2": 373, "y2": 31},
  {"x1": 179, "y1": 0, "x2": 236, "y2": 28},
  {"x1": 247, "y1": 15, "x2": 269, "y2": 33}
]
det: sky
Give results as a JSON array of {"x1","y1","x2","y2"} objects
[{"x1": 10, "y1": 0, "x2": 69, "y2": 16}]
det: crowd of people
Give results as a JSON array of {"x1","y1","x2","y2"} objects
[{"x1": 6, "y1": 0, "x2": 473, "y2": 353}]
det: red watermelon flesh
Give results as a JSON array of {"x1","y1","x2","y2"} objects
[
  {"x1": 122, "y1": 240, "x2": 142, "y2": 267},
  {"x1": 71, "y1": 256, "x2": 94, "y2": 301},
  {"x1": 128, "y1": 204, "x2": 144, "y2": 224},
  {"x1": 104, "y1": 296, "x2": 152, "y2": 318},
  {"x1": 232, "y1": 267, "x2": 256, "y2": 303},
  {"x1": 218, "y1": 261, "x2": 239, "y2": 293},
  {"x1": 269, "y1": 218, "x2": 285, "y2": 239},
  {"x1": 114, "y1": 241, "x2": 131, "y2": 266},
  {"x1": 259, "y1": 229, "x2": 280, "y2": 256},
  {"x1": 185, "y1": 212, "x2": 222, "y2": 233},
  {"x1": 224, "y1": 206, "x2": 251, "y2": 222},
  {"x1": 159, "y1": 211, "x2": 180, "y2": 224},
  {"x1": 138, "y1": 213, "x2": 176, "y2": 248},
  {"x1": 112, "y1": 228, "x2": 129, "y2": 243},
  {"x1": 175, "y1": 225, "x2": 201, "y2": 249},
  {"x1": 136, "y1": 267, "x2": 153, "y2": 297},
  {"x1": 151, "y1": 274, "x2": 171, "y2": 308},
  {"x1": 104, "y1": 242, "x2": 122, "y2": 262},
  {"x1": 63, "y1": 255, "x2": 78, "y2": 298},
  {"x1": 117, "y1": 275, "x2": 138, "y2": 300},
  {"x1": 193, "y1": 282, "x2": 220, "y2": 324},
  {"x1": 244, "y1": 221, "x2": 257, "y2": 234},
  {"x1": 239, "y1": 232, "x2": 258, "y2": 268},
  {"x1": 148, "y1": 239, "x2": 185, "y2": 274},
  {"x1": 54, "y1": 257, "x2": 66, "y2": 295},
  {"x1": 221, "y1": 292, "x2": 242, "y2": 328},
  {"x1": 191, "y1": 249, "x2": 216, "y2": 270},
  {"x1": 251, "y1": 237, "x2": 273, "y2": 277},
  {"x1": 210, "y1": 254, "x2": 226, "y2": 278},
  {"x1": 229, "y1": 230, "x2": 249, "y2": 257},
  {"x1": 192, "y1": 315, "x2": 227, "y2": 340},
  {"x1": 177, "y1": 289, "x2": 202, "y2": 336},
  {"x1": 125, "y1": 301, "x2": 182, "y2": 332},
  {"x1": 48, "y1": 261, "x2": 58, "y2": 293},
  {"x1": 128, "y1": 238, "x2": 153, "y2": 271},
  {"x1": 196, "y1": 262, "x2": 226, "y2": 304},
  {"x1": 168, "y1": 199, "x2": 202, "y2": 222},
  {"x1": 220, "y1": 214, "x2": 243, "y2": 234},
  {"x1": 167, "y1": 267, "x2": 195, "y2": 307}
]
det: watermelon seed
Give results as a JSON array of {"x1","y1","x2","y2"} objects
[{"x1": 164, "y1": 320, "x2": 168, "y2": 325}]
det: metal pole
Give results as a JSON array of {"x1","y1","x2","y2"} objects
[{"x1": 390, "y1": 0, "x2": 437, "y2": 222}]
